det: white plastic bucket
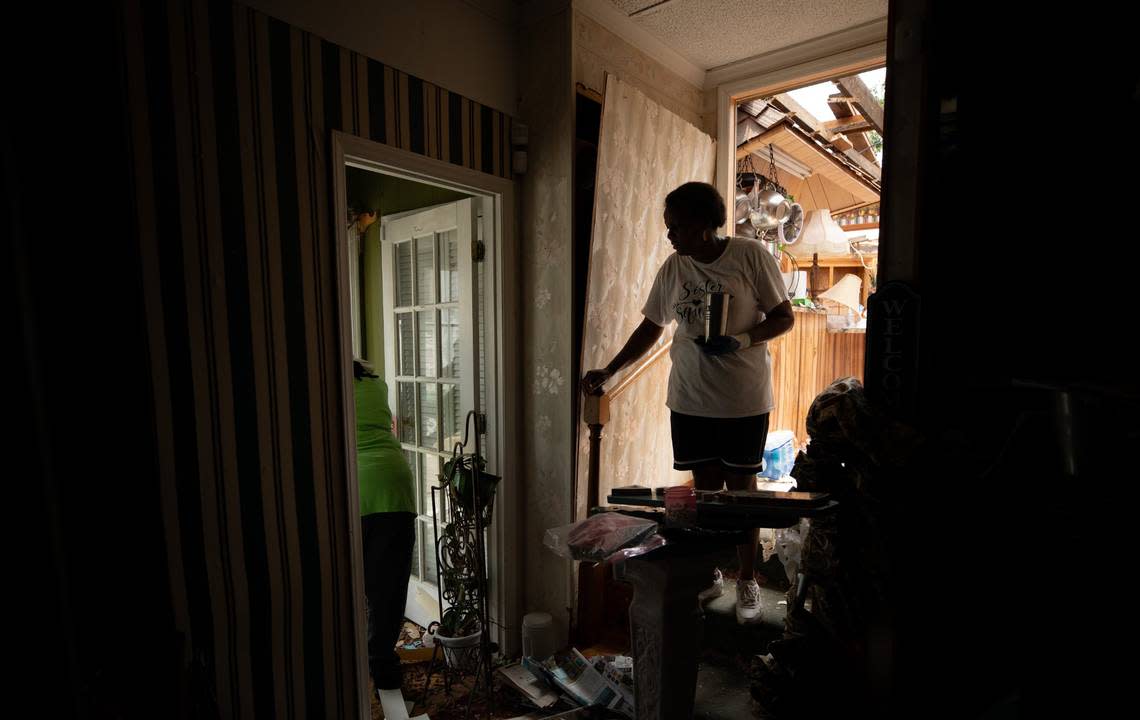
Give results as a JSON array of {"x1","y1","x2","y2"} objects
[{"x1": 434, "y1": 630, "x2": 482, "y2": 672}]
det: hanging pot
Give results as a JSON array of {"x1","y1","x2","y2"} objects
[
  {"x1": 749, "y1": 189, "x2": 789, "y2": 230},
  {"x1": 734, "y1": 191, "x2": 753, "y2": 227},
  {"x1": 734, "y1": 171, "x2": 763, "y2": 231}
]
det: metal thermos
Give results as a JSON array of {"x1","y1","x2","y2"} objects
[{"x1": 704, "y1": 291, "x2": 731, "y2": 341}]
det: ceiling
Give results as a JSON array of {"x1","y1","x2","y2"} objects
[{"x1": 605, "y1": 0, "x2": 887, "y2": 71}]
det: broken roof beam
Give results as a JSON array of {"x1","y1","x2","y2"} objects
[
  {"x1": 733, "y1": 124, "x2": 880, "y2": 203},
  {"x1": 737, "y1": 116, "x2": 765, "y2": 145},
  {"x1": 751, "y1": 96, "x2": 881, "y2": 182},
  {"x1": 739, "y1": 97, "x2": 770, "y2": 117},
  {"x1": 735, "y1": 119, "x2": 790, "y2": 160},
  {"x1": 830, "y1": 134, "x2": 853, "y2": 152},
  {"x1": 827, "y1": 92, "x2": 877, "y2": 164},
  {"x1": 834, "y1": 75, "x2": 885, "y2": 135},
  {"x1": 738, "y1": 119, "x2": 880, "y2": 185},
  {"x1": 827, "y1": 94, "x2": 856, "y2": 119},
  {"x1": 840, "y1": 148, "x2": 882, "y2": 181},
  {"x1": 821, "y1": 116, "x2": 873, "y2": 134},
  {"x1": 775, "y1": 98, "x2": 856, "y2": 152},
  {"x1": 772, "y1": 93, "x2": 827, "y2": 136}
]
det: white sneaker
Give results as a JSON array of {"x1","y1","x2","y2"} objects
[
  {"x1": 736, "y1": 579, "x2": 762, "y2": 623},
  {"x1": 698, "y1": 568, "x2": 725, "y2": 603}
]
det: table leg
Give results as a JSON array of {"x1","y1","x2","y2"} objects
[{"x1": 618, "y1": 551, "x2": 716, "y2": 720}]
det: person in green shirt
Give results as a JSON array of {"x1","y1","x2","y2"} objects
[{"x1": 354, "y1": 359, "x2": 417, "y2": 699}]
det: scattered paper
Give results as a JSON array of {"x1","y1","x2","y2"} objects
[{"x1": 498, "y1": 663, "x2": 559, "y2": 709}]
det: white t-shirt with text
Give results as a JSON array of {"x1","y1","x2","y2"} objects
[{"x1": 641, "y1": 237, "x2": 789, "y2": 418}]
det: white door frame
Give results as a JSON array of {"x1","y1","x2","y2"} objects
[{"x1": 331, "y1": 131, "x2": 519, "y2": 717}]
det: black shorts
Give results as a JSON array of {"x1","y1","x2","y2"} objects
[{"x1": 670, "y1": 411, "x2": 770, "y2": 476}]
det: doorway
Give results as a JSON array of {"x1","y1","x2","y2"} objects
[
  {"x1": 727, "y1": 65, "x2": 887, "y2": 453},
  {"x1": 356, "y1": 172, "x2": 479, "y2": 629},
  {"x1": 331, "y1": 132, "x2": 519, "y2": 714}
]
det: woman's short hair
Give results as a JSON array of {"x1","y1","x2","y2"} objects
[
  {"x1": 353, "y1": 359, "x2": 377, "y2": 379},
  {"x1": 665, "y1": 182, "x2": 726, "y2": 230}
]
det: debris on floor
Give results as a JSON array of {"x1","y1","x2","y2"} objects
[
  {"x1": 523, "y1": 649, "x2": 632, "y2": 717},
  {"x1": 398, "y1": 619, "x2": 434, "y2": 663}
]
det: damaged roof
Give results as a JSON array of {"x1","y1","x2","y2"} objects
[{"x1": 737, "y1": 74, "x2": 883, "y2": 214}]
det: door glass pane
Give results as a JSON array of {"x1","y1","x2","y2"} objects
[
  {"x1": 397, "y1": 382, "x2": 416, "y2": 444},
  {"x1": 397, "y1": 312, "x2": 414, "y2": 376},
  {"x1": 417, "y1": 310, "x2": 437, "y2": 377},
  {"x1": 440, "y1": 229, "x2": 459, "y2": 302},
  {"x1": 410, "y1": 523, "x2": 421, "y2": 581},
  {"x1": 396, "y1": 241, "x2": 413, "y2": 307},
  {"x1": 420, "y1": 518, "x2": 437, "y2": 586},
  {"x1": 419, "y1": 383, "x2": 438, "y2": 450},
  {"x1": 420, "y1": 453, "x2": 440, "y2": 517},
  {"x1": 441, "y1": 383, "x2": 463, "y2": 452},
  {"x1": 404, "y1": 448, "x2": 419, "y2": 512},
  {"x1": 416, "y1": 235, "x2": 436, "y2": 305},
  {"x1": 440, "y1": 307, "x2": 460, "y2": 379}
]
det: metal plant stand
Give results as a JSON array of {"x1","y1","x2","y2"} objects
[{"x1": 421, "y1": 410, "x2": 498, "y2": 720}]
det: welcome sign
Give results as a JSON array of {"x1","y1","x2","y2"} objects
[{"x1": 865, "y1": 281, "x2": 920, "y2": 420}]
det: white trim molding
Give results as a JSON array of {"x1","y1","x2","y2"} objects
[{"x1": 707, "y1": 17, "x2": 889, "y2": 92}]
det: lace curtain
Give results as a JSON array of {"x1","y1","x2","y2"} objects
[{"x1": 575, "y1": 74, "x2": 716, "y2": 518}]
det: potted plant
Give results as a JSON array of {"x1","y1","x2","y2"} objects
[
  {"x1": 442, "y1": 453, "x2": 500, "y2": 526},
  {"x1": 431, "y1": 605, "x2": 482, "y2": 673}
]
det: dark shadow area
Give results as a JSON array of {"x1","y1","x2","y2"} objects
[{"x1": 877, "y1": 1, "x2": 1140, "y2": 717}]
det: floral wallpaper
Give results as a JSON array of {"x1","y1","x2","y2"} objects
[{"x1": 519, "y1": 6, "x2": 575, "y2": 637}]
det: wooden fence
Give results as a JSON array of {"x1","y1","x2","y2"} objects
[{"x1": 769, "y1": 309, "x2": 865, "y2": 447}]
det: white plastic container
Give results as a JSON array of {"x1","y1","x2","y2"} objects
[{"x1": 521, "y1": 611, "x2": 555, "y2": 660}]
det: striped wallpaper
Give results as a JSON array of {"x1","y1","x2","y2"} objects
[{"x1": 118, "y1": 0, "x2": 512, "y2": 716}]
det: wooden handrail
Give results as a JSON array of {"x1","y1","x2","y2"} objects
[
  {"x1": 607, "y1": 339, "x2": 672, "y2": 401},
  {"x1": 582, "y1": 339, "x2": 672, "y2": 509}
]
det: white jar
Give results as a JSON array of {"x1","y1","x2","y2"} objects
[{"x1": 521, "y1": 612, "x2": 555, "y2": 660}]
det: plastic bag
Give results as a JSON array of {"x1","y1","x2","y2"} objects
[
  {"x1": 603, "y1": 533, "x2": 666, "y2": 564},
  {"x1": 757, "y1": 528, "x2": 778, "y2": 562},
  {"x1": 544, "y1": 513, "x2": 658, "y2": 562},
  {"x1": 774, "y1": 518, "x2": 810, "y2": 583},
  {"x1": 760, "y1": 430, "x2": 796, "y2": 480}
]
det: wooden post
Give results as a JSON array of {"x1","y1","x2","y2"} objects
[
  {"x1": 582, "y1": 390, "x2": 610, "y2": 510},
  {"x1": 810, "y1": 252, "x2": 821, "y2": 302},
  {"x1": 575, "y1": 390, "x2": 611, "y2": 647}
]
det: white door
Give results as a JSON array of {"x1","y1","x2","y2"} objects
[{"x1": 381, "y1": 198, "x2": 482, "y2": 629}]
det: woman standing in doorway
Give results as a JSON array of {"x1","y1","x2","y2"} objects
[
  {"x1": 354, "y1": 359, "x2": 417, "y2": 714},
  {"x1": 581, "y1": 182, "x2": 794, "y2": 623}
]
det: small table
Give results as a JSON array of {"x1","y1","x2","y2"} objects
[{"x1": 602, "y1": 493, "x2": 838, "y2": 720}]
